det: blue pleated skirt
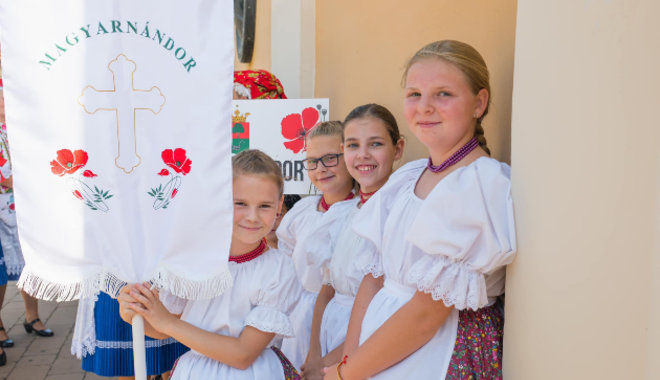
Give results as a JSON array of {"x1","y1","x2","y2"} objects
[
  {"x1": 0, "y1": 239, "x2": 7, "y2": 286},
  {"x1": 82, "y1": 292, "x2": 189, "y2": 376}
]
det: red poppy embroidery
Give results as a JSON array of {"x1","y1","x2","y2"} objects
[
  {"x1": 281, "y1": 107, "x2": 320, "y2": 153},
  {"x1": 0, "y1": 157, "x2": 6, "y2": 167},
  {"x1": 161, "y1": 148, "x2": 192, "y2": 175},
  {"x1": 50, "y1": 149, "x2": 88, "y2": 176},
  {"x1": 50, "y1": 149, "x2": 113, "y2": 212},
  {"x1": 149, "y1": 148, "x2": 190, "y2": 209}
]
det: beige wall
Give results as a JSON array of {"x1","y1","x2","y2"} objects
[
  {"x1": 505, "y1": 0, "x2": 660, "y2": 378},
  {"x1": 315, "y1": 0, "x2": 517, "y2": 164},
  {"x1": 234, "y1": 0, "x2": 271, "y2": 71}
]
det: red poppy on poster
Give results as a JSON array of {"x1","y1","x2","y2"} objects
[{"x1": 281, "y1": 107, "x2": 320, "y2": 153}]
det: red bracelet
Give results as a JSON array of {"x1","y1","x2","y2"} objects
[{"x1": 336, "y1": 355, "x2": 348, "y2": 380}]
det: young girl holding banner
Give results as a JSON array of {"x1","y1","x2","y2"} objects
[{"x1": 119, "y1": 150, "x2": 302, "y2": 380}]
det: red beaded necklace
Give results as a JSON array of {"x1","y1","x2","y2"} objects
[
  {"x1": 320, "y1": 192, "x2": 356, "y2": 211},
  {"x1": 359, "y1": 190, "x2": 376, "y2": 204},
  {"x1": 229, "y1": 238, "x2": 268, "y2": 264}
]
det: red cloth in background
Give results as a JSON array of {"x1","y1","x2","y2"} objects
[{"x1": 233, "y1": 70, "x2": 287, "y2": 99}]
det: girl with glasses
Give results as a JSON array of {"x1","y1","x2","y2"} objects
[{"x1": 278, "y1": 121, "x2": 355, "y2": 370}]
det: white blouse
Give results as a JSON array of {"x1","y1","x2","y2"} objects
[
  {"x1": 306, "y1": 197, "x2": 371, "y2": 297},
  {"x1": 276, "y1": 195, "x2": 324, "y2": 293},
  {"x1": 355, "y1": 157, "x2": 516, "y2": 309},
  {"x1": 163, "y1": 248, "x2": 302, "y2": 380},
  {"x1": 353, "y1": 157, "x2": 516, "y2": 379}
]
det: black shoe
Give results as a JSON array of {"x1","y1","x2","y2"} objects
[
  {"x1": 23, "y1": 318, "x2": 54, "y2": 337},
  {"x1": 0, "y1": 327, "x2": 13, "y2": 348},
  {"x1": 0, "y1": 349, "x2": 6, "y2": 366}
]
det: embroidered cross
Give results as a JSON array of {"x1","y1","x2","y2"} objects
[{"x1": 78, "y1": 54, "x2": 166, "y2": 174}]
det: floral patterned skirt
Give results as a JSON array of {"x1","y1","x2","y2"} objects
[
  {"x1": 271, "y1": 346, "x2": 301, "y2": 380},
  {"x1": 445, "y1": 301, "x2": 504, "y2": 380}
]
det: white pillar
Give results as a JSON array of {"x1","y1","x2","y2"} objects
[{"x1": 271, "y1": 0, "x2": 315, "y2": 98}]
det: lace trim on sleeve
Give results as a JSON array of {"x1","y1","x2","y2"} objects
[
  {"x1": 407, "y1": 254, "x2": 488, "y2": 311},
  {"x1": 244, "y1": 305, "x2": 295, "y2": 337}
]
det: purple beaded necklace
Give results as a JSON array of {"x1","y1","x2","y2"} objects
[{"x1": 427, "y1": 137, "x2": 479, "y2": 173}]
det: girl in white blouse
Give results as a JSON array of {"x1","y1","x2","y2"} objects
[
  {"x1": 119, "y1": 150, "x2": 302, "y2": 380},
  {"x1": 329, "y1": 40, "x2": 517, "y2": 380},
  {"x1": 278, "y1": 121, "x2": 356, "y2": 370},
  {"x1": 301, "y1": 104, "x2": 404, "y2": 379}
]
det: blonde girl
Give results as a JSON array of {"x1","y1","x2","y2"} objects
[
  {"x1": 328, "y1": 40, "x2": 516, "y2": 380},
  {"x1": 119, "y1": 150, "x2": 302, "y2": 380}
]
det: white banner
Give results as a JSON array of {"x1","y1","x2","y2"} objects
[
  {"x1": 232, "y1": 99, "x2": 329, "y2": 194},
  {"x1": 0, "y1": 0, "x2": 234, "y2": 301}
]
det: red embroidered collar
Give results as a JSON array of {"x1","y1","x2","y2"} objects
[
  {"x1": 320, "y1": 192, "x2": 356, "y2": 211},
  {"x1": 359, "y1": 190, "x2": 376, "y2": 204},
  {"x1": 229, "y1": 238, "x2": 268, "y2": 263}
]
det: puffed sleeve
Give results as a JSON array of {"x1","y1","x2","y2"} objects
[
  {"x1": 304, "y1": 198, "x2": 357, "y2": 281},
  {"x1": 245, "y1": 251, "x2": 302, "y2": 337},
  {"x1": 276, "y1": 195, "x2": 320, "y2": 256},
  {"x1": 406, "y1": 158, "x2": 517, "y2": 311},
  {"x1": 353, "y1": 238, "x2": 384, "y2": 278},
  {"x1": 353, "y1": 159, "x2": 427, "y2": 276}
]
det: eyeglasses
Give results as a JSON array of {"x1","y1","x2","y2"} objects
[{"x1": 302, "y1": 153, "x2": 343, "y2": 170}]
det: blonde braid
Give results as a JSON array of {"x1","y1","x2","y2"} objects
[{"x1": 474, "y1": 122, "x2": 490, "y2": 156}]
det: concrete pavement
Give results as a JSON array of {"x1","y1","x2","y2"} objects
[{"x1": 0, "y1": 282, "x2": 109, "y2": 380}]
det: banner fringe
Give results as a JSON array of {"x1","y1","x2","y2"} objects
[
  {"x1": 17, "y1": 267, "x2": 233, "y2": 302},
  {"x1": 152, "y1": 267, "x2": 234, "y2": 300}
]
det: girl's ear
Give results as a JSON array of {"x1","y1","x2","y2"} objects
[
  {"x1": 474, "y1": 88, "x2": 489, "y2": 118},
  {"x1": 393, "y1": 137, "x2": 405, "y2": 161},
  {"x1": 340, "y1": 142, "x2": 345, "y2": 153}
]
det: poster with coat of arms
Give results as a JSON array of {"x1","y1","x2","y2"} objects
[{"x1": 231, "y1": 99, "x2": 329, "y2": 195}]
